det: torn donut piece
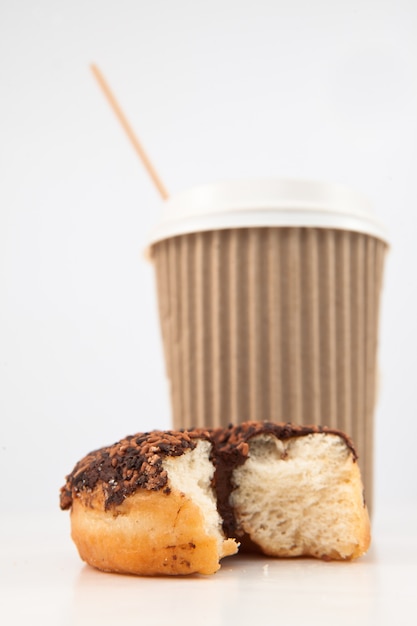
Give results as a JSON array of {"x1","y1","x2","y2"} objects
[
  {"x1": 60, "y1": 430, "x2": 238, "y2": 576},
  {"x1": 213, "y1": 422, "x2": 371, "y2": 560}
]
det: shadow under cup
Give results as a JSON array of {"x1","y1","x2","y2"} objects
[{"x1": 151, "y1": 226, "x2": 387, "y2": 512}]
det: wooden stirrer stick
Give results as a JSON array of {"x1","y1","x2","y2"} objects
[{"x1": 90, "y1": 64, "x2": 169, "y2": 200}]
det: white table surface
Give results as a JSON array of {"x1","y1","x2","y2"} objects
[{"x1": 1, "y1": 508, "x2": 416, "y2": 626}]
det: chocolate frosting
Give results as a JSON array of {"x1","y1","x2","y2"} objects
[
  {"x1": 60, "y1": 429, "x2": 209, "y2": 510},
  {"x1": 60, "y1": 421, "x2": 357, "y2": 537}
]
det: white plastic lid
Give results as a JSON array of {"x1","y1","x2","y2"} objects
[{"x1": 146, "y1": 178, "x2": 388, "y2": 254}]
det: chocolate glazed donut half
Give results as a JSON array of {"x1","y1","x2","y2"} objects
[
  {"x1": 211, "y1": 422, "x2": 370, "y2": 560},
  {"x1": 60, "y1": 429, "x2": 238, "y2": 576}
]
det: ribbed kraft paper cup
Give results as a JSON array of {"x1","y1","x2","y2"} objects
[{"x1": 147, "y1": 179, "x2": 388, "y2": 512}]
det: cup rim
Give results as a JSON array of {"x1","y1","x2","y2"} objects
[{"x1": 145, "y1": 178, "x2": 389, "y2": 256}]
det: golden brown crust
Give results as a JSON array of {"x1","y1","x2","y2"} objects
[{"x1": 71, "y1": 487, "x2": 236, "y2": 576}]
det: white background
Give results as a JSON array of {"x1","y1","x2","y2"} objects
[{"x1": 1, "y1": 0, "x2": 416, "y2": 522}]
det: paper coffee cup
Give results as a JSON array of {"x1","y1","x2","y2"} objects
[{"x1": 146, "y1": 179, "x2": 388, "y2": 510}]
